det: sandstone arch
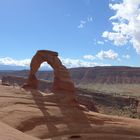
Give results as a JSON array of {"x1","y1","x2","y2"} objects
[{"x1": 23, "y1": 50, "x2": 75, "y2": 93}]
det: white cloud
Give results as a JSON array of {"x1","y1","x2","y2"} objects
[
  {"x1": 0, "y1": 57, "x2": 31, "y2": 67},
  {"x1": 78, "y1": 16, "x2": 93, "y2": 29},
  {"x1": 102, "y1": 31, "x2": 128, "y2": 46},
  {"x1": 97, "y1": 41, "x2": 104, "y2": 45},
  {"x1": 96, "y1": 49, "x2": 118, "y2": 60},
  {"x1": 102, "y1": 0, "x2": 140, "y2": 54},
  {"x1": 0, "y1": 57, "x2": 50, "y2": 68},
  {"x1": 92, "y1": 39, "x2": 104, "y2": 45},
  {"x1": 0, "y1": 57, "x2": 111, "y2": 69},
  {"x1": 59, "y1": 57, "x2": 111, "y2": 68},
  {"x1": 60, "y1": 58, "x2": 97, "y2": 67},
  {"x1": 78, "y1": 20, "x2": 86, "y2": 28},
  {"x1": 83, "y1": 55, "x2": 95, "y2": 60},
  {"x1": 122, "y1": 54, "x2": 130, "y2": 59},
  {"x1": 87, "y1": 16, "x2": 93, "y2": 22}
]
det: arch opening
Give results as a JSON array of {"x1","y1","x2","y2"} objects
[{"x1": 23, "y1": 50, "x2": 75, "y2": 93}]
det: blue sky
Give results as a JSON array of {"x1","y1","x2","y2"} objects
[{"x1": 0, "y1": 0, "x2": 140, "y2": 69}]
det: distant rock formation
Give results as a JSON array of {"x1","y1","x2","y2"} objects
[
  {"x1": 2, "y1": 76, "x2": 27, "y2": 86},
  {"x1": 1, "y1": 76, "x2": 52, "y2": 92},
  {"x1": 23, "y1": 50, "x2": 75, "y2": 93},
  {"x1": 2, "y1": 66, "x2": 140, "y2": 84},
  {"x1": 69, "y1": 66, "x2": 140, "y2": 84}
]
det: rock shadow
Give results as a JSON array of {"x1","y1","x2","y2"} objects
[{"x1": 22, "y1": 89, "x2": 104, "y2": 139}]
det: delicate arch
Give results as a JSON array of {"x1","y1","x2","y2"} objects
[{"x1": 23, "y1": 50, "x2": 75, "y2": 93}]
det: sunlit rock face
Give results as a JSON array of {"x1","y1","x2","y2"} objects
[{"x1": 23, "y1": 50, "x2": 75, "y2": 93}]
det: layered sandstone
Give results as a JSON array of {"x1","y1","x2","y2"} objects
[
  {"x1": 23, "y1": 50, "x2": 75, "y2": 92},
  {"x1": 0, "y1": 121, "x2": 39, "y2": 140},
  {"x1": 0, "y1": 85, "x2": 140, "y2": 140}
]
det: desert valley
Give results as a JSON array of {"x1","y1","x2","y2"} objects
[
  {"x1": 1, "y1": 0, "x2": 140, "y2": 139},
  {"x1": 0, "y1": 50, "x2": 140, "y2": 140},
  {"x1": 1, "y1": 66, "x2": 140, "y2": 118}
]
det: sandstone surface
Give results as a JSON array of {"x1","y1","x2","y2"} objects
[
  {"x1": 0, "y1": 85, "x2": 140, "y2": 140},
  {"x1": 23, "y1": 50, "x2": 75, "y2": 93},
  {"x1": 0, "y1": 121, "x2": 40, "y2": 140}
]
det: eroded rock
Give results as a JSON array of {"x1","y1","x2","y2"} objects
[{"x1": 23, "y1": 50, "x2": 75, "y2": 93}]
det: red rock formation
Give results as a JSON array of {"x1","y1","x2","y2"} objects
[
  {"x1": 1, "y1": 85, "x2": 140, "y2": 140},
  {"x1": 23, "y1": 50, "x2": 75, "y2": 93}
]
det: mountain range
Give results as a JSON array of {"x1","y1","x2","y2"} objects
[{"x1": 1, "y1": 66, "x2": 140, "y2": 84}]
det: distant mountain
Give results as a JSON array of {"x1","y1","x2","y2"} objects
[
  {"x1": 69, "y1": 66, "x2": 140, "y2": 84},
  {"x1": 0, "y1": 64, "x2": 51, "y2": 71},
  {"x1": 1, "y1": 66, "x2": 140, "y2": 84},
  {"x1": 0, "y1": 65, "x2": 29, "y2": 71}
]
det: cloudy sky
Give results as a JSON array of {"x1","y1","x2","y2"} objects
[{"x1": 0, "y1": 0, "x2": 140, "y2": 69}]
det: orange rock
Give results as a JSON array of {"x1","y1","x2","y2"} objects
[{"x1": 23, "y1": 50, "x2": 75, "y2": 92}]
